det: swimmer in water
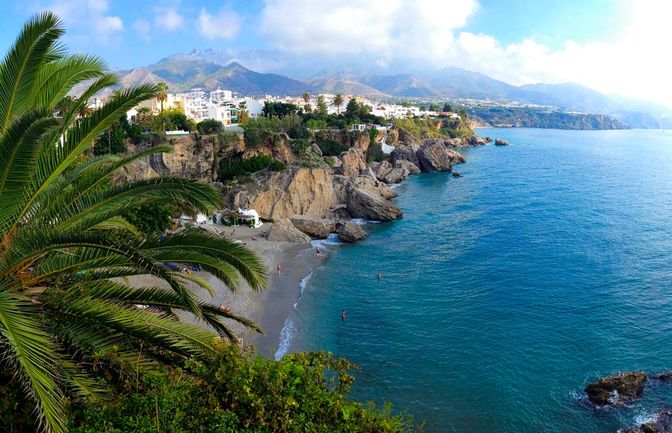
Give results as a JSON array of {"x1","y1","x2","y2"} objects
[
  {"x1": 341, "y1": 309, "x2": 347, "y2": 321},
  {"x1": 376, "y1": 272, "x2": 382, "y2": 280}
]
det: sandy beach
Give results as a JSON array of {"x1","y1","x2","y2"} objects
[{"x1": 126, "y1": 223, "x2": 324, "y2": 358}]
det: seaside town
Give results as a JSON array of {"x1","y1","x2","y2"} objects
[
  {"x1": 4, "y1": 3, "x2": 672, "y2": 433},
  {"x1": 123, "y1": 88, "x2": 461, "y2": 130}
]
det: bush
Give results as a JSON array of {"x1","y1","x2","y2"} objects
[
  {"x1": 67, "y1": 346, "x2": 417, "y2": 433},
  {"x1": 290, "y1": 138, "x2": 310, "y2": 156},
  {"x1": 367, "y1": 128, "x2": 384, "y2": 163},
  {"x1": 317, "y1": 138, "x2": 349, "y2": 156},
  {"x1": 219, "y1": 155, "x2": 286, "y2": 180},
  {"x1": 123, "y1": 202, "x2": 176, "y2": 235},
  {"x1": 93, "y1": 125, "x2": 126, "y2": 155},
  {"x1": 197, "y1": 118, "x2": 224, "y2": 135}
]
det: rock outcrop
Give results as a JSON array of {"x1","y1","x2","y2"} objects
[
  {"x1": 228, "y1": 168, "x2": 334, "y2": 220},
  {"x1": 495, "y1": 138, "x2": 510, "y2": 146},
  {"x1": 337, "y1": 148, "x2": 368, "y2": 177},
  {"x1": 468, "y1": 135, "x2": 492, "y2": 146},
  {"x1": 390, "y1": 144, "x2": 420, "y2": 167},
  {"x1": 291, "y1": 216, "x2": 336, "y2": 239},
  {"x1": 371, "y1": 160, "x2": 421, "y2": 184},
  {"x1": 416, "y1": 140, "x2": 466, "y2": 172},
  {"x1": 617, "y1": 410, "x2": 672, "y2": 433},
  {"x1": 337, "y1": 221, "x2": 367, "y2": 242},
  {"x1": 333, "y1": 175, "x2": 402, "y2": 221},
  {"x1": 267, "y1": 219, "x2": 311, "y2": 243},
  {"x1": 585, "y1": 372, "x2": 647, "y2": 407},
  {"x1": 161, "y1": 135, "x2": 216, "y2": 181}
]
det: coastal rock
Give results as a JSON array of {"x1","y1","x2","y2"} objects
[
  {"x1": 390, "y1": 143, "x2": 420, "y2": 167},
  {"x1": 395, "y1": 159, "x2": 421, "y2": 174},
  {"x1": 158, "y1": 134, "x2": 216, "y2": 181},
  {"x1": 335, "y1": 176, "x2": 402, "y2": 221},
  {"x1": 371, "y1": 161, "x2": 393, "y2": 180},
  {"x1": 290, "y1": 215, "x2": 336, "y2": 239},
  {"x1": 452, "y1": 171, "x2": 462, "y2": 177},
  {"x1": 337, "y1": 148, "x2": 368, "y2": 177},
  {"x1": 469, "y1": 135, "x2": 492, "y2": 146},
  {"x1": 267, "y1": 219, "x2": 311, "y2": 243},
  {"x1": 336, "y1": 221, "x2": 368, "y2": 243},
  {"x1": 416, "y1": 140, "x2": 465, "y2": 172},
  {"x1": 585, "y1": 372, "x2": 647, "y2": 406},
  {"x1": 616, "y1": 409, "x2": 672, "y2": 433},
  {"x1": 228, "y1": 168, "x2": 335, "y2": 220},
  {"x1": 495, "y1": 138, "x2": 510, "y2": 146}
]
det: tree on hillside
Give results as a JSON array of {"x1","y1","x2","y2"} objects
[
  {"x1": 156, "y1": 81, "x2": 168, "y2": 112},
  {"x1": 345, "y1": 97, "x2": 360, "y2": 119},
  {"x1": 0, "y1": 13, "x2": 266, "y2": 433},
  {"x1": 237, "y1": 101, "x2": 250, "y2": 124},
  {"x1": 317, "y1": 95, "x2": 328, "y2": 116},
  {"x1": 334, "y1": 93, "x2": 344, "y2": 115},
  {"x1": 443, "y1": 103, "x2": 454, "y2": 113}
]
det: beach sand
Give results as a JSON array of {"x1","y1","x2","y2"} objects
[{"x1": 126, "y1": 223, "x2": 323, "y2": 358}]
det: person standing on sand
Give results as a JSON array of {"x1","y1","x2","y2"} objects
[
  {"x1": 342, "y1": 309, "x2": 347, "y2": 321},
  {"x1": 276, "y1": 264, "x2": 281, "y2": 275}
]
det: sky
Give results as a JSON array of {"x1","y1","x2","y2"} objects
[{"x1": 2, "y1": 1, "x2": 671, "y2": 105}]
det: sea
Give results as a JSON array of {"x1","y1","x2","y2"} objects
[{"x1": 275, "y1": 128, "x2": 672, "y2": 432}]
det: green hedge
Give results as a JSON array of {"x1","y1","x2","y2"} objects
[
  {"x1": 317, "y1": 139, "x2": 349, "y2": 156},
  {"x1": 219, "y1": 155, "x2": 286, "y2": 180}
]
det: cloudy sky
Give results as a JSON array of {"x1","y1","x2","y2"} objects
[{"x1": 4, "y1": 1, "x2": 671, "y2": 105}]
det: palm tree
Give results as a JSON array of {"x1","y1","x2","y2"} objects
[
  {"x1": 156, "y1": 81, "x2": 168, "y2": 113},
  {"x1": 0, "y1": 13, "x2": 266, "y2": 433},
  {"x1": 302, "y1": 91, "x2": 311, "y2": 113},
  {"x1": 334, "y1": 93, "x2": 344, "y2": 115}
]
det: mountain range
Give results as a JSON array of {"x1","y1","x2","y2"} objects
[{"x1": 115, "y1": 49, "x2": 671, "y2": 128}]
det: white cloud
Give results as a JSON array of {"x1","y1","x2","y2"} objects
[
  {"x1": 197, "y1": 8, "x2": 242, "y2": 40},
  {"x1": 34, "y1": 0, "x2": 124, "y2": 44},
  {"x1": 259, "y1": 0, "x2": 672, "y2": 106},
  {"x1": 154, "y1": 7, "x2": 183, "y2": 31}
]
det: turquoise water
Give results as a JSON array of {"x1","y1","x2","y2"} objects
[{"x1": 282, "y1": 128, "x2": 672, "y2": 432}]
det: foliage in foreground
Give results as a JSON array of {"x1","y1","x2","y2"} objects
[
  {"x1": 0, "y1": 13, "x2": 265, "y2": 433},
  {"x1": 218, "y1": 155, "x2": 287, "y2": 180},
  {"x1": 68, "y1": 347, "x2": 418, "y2": 433}
]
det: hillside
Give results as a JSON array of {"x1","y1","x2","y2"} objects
[
  {"x1": 471, "y1": 107, "x2": 626, "y2": 130},
  {"x1": 115, "y1": 49, "x2": 671, "y2": 129}
]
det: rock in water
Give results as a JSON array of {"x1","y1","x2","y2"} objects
[
  {"x1": 585, "y1": 372, "x2": 647, "y2": 406},
  {"x1": 267, "y1": 219, "x2": 311, "y2": 243},
  {"x1": 452, "y1": 172, "x2": 462, "y2": 177},
  {"x1": 290, "y1": 215, "x2": 336, "y2": 239},
  {"x1": 495, "y1": 138, "x2": 510, "y2": 146},
  {"x1": 617, "y1": 409, "x2": 672, "y2": 432},
  {"x1": 337, "y1": 221, "x2": 367, "y2": 243}
]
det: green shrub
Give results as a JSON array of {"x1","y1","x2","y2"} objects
[
  {"x1": 317, "y1": 138, "x2": 349, "y2": 156},
  {"x1": 93, "y1": 125, "x2": 126, "y2": 155},
  {"x1": 290, "y1": 138, "x2": 310, "y2": 156},
  {"x1": 219, "y1": 155, "x2": 286, "y2": 180},
  {"x1": 67, "y1": 346, "x2": 417, "y2": 433},
  {"x1": 123, "y1": 202, "x2": 177, "y2": 235},
  {"x1": 197, "y1": 118, "x2": 224, "y2": 134}
]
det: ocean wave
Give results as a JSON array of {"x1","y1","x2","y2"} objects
[
  {"x1": 311, "y1": 233, "x2": 342, "y2": 247},
  {"x1": 274, "y1": 317, "x2": 296, "y2": 360},
  {"x1": 275, "y1": 271, "x2": 314, "y2": 360},
  {"x1": 352, "y1": 218, "x2": 382, "y2": 225}
]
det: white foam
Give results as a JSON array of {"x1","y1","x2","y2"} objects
[
  {"x1": 275, "y1": 271, "x2": 314, "y2": 360},
  {"x1": 274, "y1": 317, "x2": 296, "y2": 360},
  {"x1": 311, "y1": 233, "x2": 342, "y2": 248},
  {"x1": 634, "y1": 412, "x2": 658, "y2": 425},
  {"x1": 352, "y1": 218, "x2": 382, "y2": 225}
]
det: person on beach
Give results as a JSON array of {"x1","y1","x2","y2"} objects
[
  {"x1": 276, "y1": 263, "x2": 281, "y2": 274},
  {"x1": 341, "y1": 309, "x2": 347, "y2": 321},
  {"x1": 219, "y1": 304, "x2": 230, "y2": 313}
]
